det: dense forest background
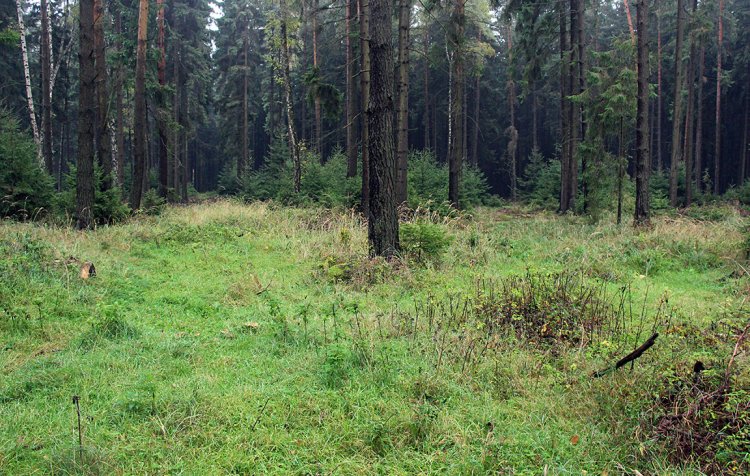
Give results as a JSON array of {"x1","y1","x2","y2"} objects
[{"x1": 1, "y1": 0, "x2": 749, "y2": 224}]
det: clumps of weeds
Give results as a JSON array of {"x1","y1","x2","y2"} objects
[
  {"x1": 159, "y1": 221, "x2": 243, "y2": 245},
  {"x1": 647, "y1": 321, "x2": 750, "y2": 474},
  {"x1": 321, "y1": 342, "x2": 352, "y2": 388},
  {"x1": 77, "y1": 303, "x2": 139, "y2": 348},
  {"x1": 315, "y1": 252, "x2": 411, "y2": 289},
  {"x1": 397, "y1": 271, "x2": 673, "y2": 377}
]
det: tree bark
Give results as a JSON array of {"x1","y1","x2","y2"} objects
[
  {"x1": 713, "y1": 0, "x2": 723, "y2": 195},
  {"x1": 15, "y1": 0, "x2": 42, "y2": 164},
  {"x1": 77, "y1": 0, "x2": 96, "y2": 228},
  {"x1": 367, "y1": 0, "x2": 399, "y2": 257},
  {"x1": 41, "y1": 0, "x2": 53, "y2": 173},
  {"x1": 669, "y1": 0, "x2": 685, "y2": 207},
  {"x1": 635, "y1": 0, "x2": 650, "y2": 226},
  {"x1": 280, "y1": 0, "x2": 301, "y2": 192},
  {"x1": 395, "y1": 0, "x2": 411, "y2": 204},
  {"x1": 94, "y1": 0, "x2": 112, "y2": 190},
  {"x1": 130, "y1": 0, "x2": 149, "y2": 210},
  {"x1": 345, "y1": 0, "x2": 357, "y2": 177},
  {"x1": 359, "y1": 0, "x2": 370, "y2": 216},
  {"x1": 448, "y1": 0, "x2": 465, "y2": 208}
]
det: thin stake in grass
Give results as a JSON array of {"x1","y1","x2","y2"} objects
[{"x1": 72, "y1": 395, "x2": 83, "y2": 459}]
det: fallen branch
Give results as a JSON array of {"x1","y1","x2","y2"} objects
[{"x1": 593, "y1": 333, "x2": 659, "y2": 378}]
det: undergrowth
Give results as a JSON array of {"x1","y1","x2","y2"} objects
[{"x1": 0, "y1": 200, "x2": 747, "y2": 474}]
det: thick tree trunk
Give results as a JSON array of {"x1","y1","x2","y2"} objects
[
  {"x1": 367, "y1": 0, "x2": 399, "y2": 257},
  {"x1": 345, "y1": 0, "x2": 357, "y2": 177},
  {"x1": 77, "y1": 0, "x2": 96, "y2": 228},
  {"x1": 395, "y1": 0, "x2": 411, "y2": 204},
  {"x1": 16, "y1": 0, "x2": 42, "y2": 163},
  {"x1": 635, "y1": 0, "x2": 650, "y2": 226},
  {"x1": 156, "y1": 0, "x2": 169, "y2": 193},
  {"x1": 130, "y1": 0, "x2": 149, "y2": 210},
  {"x1": 41, "y1": 0, "x2": 53, "y2": 173},
  {"x1": 280, "y1": 0, "x2": 301, "y2": 192},
  {"x1": 669, "y1": 0, "x2": 685, "y2": 207},
  {"x1": 359, "y1": 0, "x2": 370, "y2": 215},
  {"x1": 448, "y1": 0, "x2": 465, "y2": 208},
  {"x1": 94, "y1": 0, "x2": 112, "y2": 190},
  {"x1": 713, "y1": 0, "x2": 723, "y2": 195}
]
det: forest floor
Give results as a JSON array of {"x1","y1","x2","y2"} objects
[{"x1": 1, "y1": 200, "x2": 749, "y2": 474}]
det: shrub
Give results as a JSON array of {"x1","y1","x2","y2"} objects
[
  {"x1": 400, "y1": 222, "x2": 452, "y2": 262},
  {"x1": 58, "y1": 166, "x2": 130, "y2": 225},
  {"x1": 0, "y1": 107, "x2": 54, "y2": 219}
]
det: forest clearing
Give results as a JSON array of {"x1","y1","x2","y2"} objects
[
  {"x1": 1, "y1": 200, "x2": 748, "y2": 474},
  {"x1": 3, "y1": 0, "x2": 750, "y2": 471}
]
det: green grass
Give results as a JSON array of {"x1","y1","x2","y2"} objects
[{"x1": 1, "y1": 200, "x2": 748, "y2": 474}]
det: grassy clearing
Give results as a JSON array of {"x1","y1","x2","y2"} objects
[{"x1": 0, "y1": 200, "x2": 748, "y2": 474}]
